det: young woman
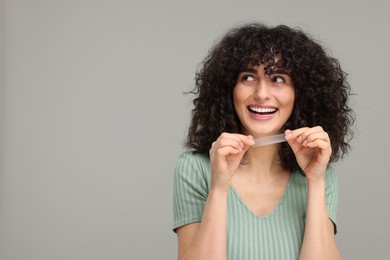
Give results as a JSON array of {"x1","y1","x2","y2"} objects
[{"x1": 173, "y1": 23, "x2": 354, "y2": 260}]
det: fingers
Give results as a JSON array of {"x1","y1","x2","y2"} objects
[
  {"x1": 209, "y1": 133, "x2": 255, "y2": 192},
  {"x1": 286, "y1": 126, "x2": 328, "y2": 145},
  {"x1": 285, "y1": 126, "x2": 332, "y2": 155},
  {"x1": 210, "y1": 133, "x2": 255, "y2": 156}
]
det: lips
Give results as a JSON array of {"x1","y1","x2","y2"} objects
[{"x1": 248, "y1": 106, "x2": 278, "y2": 115}]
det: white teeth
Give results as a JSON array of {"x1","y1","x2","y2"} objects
[{"x1": 249, "y1": 107, "x2": 277, "y2": 113}]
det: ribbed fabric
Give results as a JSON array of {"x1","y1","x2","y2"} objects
[{"x1": 173, "y1": 151, "x2": 338, "y2": 260}]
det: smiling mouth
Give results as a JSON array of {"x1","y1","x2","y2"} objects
[{"x1": 248, "y1": 106, "x2": 278, "y2": 115}]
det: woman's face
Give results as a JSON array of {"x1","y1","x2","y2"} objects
[{"x1": 233, "y1": 64, "x2": 295, "y2": 138}]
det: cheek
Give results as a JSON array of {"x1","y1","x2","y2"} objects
[
  {"x1": 286, "y1": 94, "x2": 295, "y2": 116},
  {"x1": 287, "y1": 95, "x2": 295, "y2": 109},
  {"x1": 232, "y1": 85, "x2": 245, "y2": 108},
  {"x1": 281, "y1": 88, "x2": 295, "y2": 108},
  {"x1": 276, "y1": 91, "x2": 295, "y2": 119}
]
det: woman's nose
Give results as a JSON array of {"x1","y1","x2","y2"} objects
[{"x1": 254, "y1": 81, "x2": 271, "y2": 100}]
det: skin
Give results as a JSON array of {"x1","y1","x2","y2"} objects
[
  {"x1": 176, "y1": 65, "x2": 341, "y2": 260},
  {"x1": 233, "y1": 65, "x2": 295, "y2": 138}
]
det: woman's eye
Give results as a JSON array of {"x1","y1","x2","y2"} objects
[
  {"x1": 242, "y1": 75, "x2": 255, "y2": 82},
  {"x1": 272, "y1": 76, "x2": 285, "y2": 83}
]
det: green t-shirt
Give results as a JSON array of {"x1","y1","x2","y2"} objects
[{"x1": 173, "y1": 151, "x2": 338, "y2": 260}]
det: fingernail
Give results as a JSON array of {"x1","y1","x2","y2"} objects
[
  {"x1": 297, "y1": 136, "x2": 303, "y2": 143},
  {"x1": 285, "y1": 133, "x2": 293, "y2": 140},
  {"x1": 303, "y1": 140, "x2": 307, "y2": 146}
]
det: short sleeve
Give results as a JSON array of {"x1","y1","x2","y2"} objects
[
  {"x1": 172, "y1": 152, "x2": 210, "y2": 232},
  {"x1": 325, "y1": 166, "x2": 339, "y2": 234}
]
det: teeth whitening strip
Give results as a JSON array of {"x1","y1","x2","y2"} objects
[{"x1": 252, "y1": 134, "x2": 287, "y2": 147}]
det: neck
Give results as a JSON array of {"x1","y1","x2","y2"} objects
[{"x1": 240, "y1": 143, "x2": 285, "y2": 177}]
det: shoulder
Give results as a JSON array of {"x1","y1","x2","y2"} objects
[
  {"x1": 324, "y1": 165, "x2": 338, "y2": 194},
  {"x1": 175, "y1": 151, "x2": 210, "y2": 174},
  {"x1": 174, "y1": 151, "x2": 211, "y2": 187},
  {"x1": 290, "y1": 166, "x2": 338, "y2": 188},
  {"x1": 324, "y1": 165, "x2": 337, "y2": 183},
  {"x1": 177, "y1": 151, "x2": 210, "y2": 166}
]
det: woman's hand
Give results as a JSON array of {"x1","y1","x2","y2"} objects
[
  {"x1": 209, "y1": 133, "x2": 254, "y2": 192},
  {"x1": 285, "y1": 127, "x2": 332, "y2": 181}
]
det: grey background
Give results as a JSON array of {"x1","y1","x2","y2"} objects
[{"x1": 1, "y1": 0, "x2": 389, "y2": 259}]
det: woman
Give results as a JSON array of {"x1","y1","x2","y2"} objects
[{"x1": 173, "y1": 23, "x2": 354, "y2": 260}]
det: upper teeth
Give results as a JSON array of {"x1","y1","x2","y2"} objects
[{"x1": 250, "y1": 107, "x2": 277, "y2": 113}]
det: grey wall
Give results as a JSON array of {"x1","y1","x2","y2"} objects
[{"x1": 1, "y1": 0, "x2": 389, "y2": 259}]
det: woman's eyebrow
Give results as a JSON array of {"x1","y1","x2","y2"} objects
[
  {"x1": 240, "y1": 68, "x2": 257, "y2": 73},
  {"x1": 271, "y1": 69, "x2": 291, "y2": 75}
]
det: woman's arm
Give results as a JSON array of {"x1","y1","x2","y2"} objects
[
  {"x1": 299, "y1": 178, "x2": 341, "y2": 260},
  {"x1": 177, "y1": 189, "x2": 228, "y2": 260},
  {"x1": 176, "y1": 133, "x2": 254, "y2": 260},
  {"x1": 285, "y1": 127, "x2": 341, "y2": 260}
]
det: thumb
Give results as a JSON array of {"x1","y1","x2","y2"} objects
[{"x1": 284, "y1": 129, "x2": 302, "y2": 155}]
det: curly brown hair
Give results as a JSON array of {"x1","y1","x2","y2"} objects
[{"x1": 185, "y1": 23, "x2": 355, "y2": 172}]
